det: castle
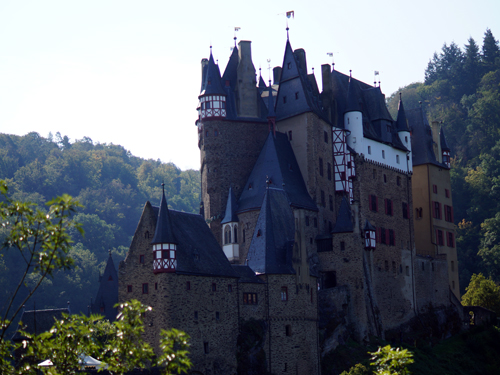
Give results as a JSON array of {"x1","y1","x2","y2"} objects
[{"x1": 118, "y1": 34, "x2": 461, "y2": 375}]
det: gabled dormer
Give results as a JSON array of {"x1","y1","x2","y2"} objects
[
  {"x1": 151, "y1": 185, "x2": 178, "y2": 273},
  {"x1": 198, "y1": 49, "x2": 227, "y2": 120},
  {"x1": 221, "y1": 187, "x2": 239, "y2": 262}
]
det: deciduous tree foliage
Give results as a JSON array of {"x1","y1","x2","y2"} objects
[
  {"x1": 387, "y1": 28, "x2": 500, "y2": 291},
  {"x1": 461, "y1": 273, "x2": 500, "y2": 314}
]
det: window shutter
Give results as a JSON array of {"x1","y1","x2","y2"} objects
[{"x1": 451, "y1": 206, "x2": 454, "y2": 222}]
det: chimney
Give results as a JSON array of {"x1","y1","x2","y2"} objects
[
  {"x1": 273, "y1": 66, "x2": 282, "y2": 84},
  {"x1": 294, "y1": 49, "x2": 307, "y2": 73},
  {"x1": 431, "y1": 121, "x2": 442, "y2": 163},
  {"x1": 321, "y1": 64, "x2": 332, "y2": 122},
  {"x1": 236, "y1": 41, "x2": 258, "y2": 117}
]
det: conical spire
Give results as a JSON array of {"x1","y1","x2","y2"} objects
[
  {"x1": 221, "y1": 187, "x2": 239, "y2": 224},
  {"x1": 364, "y1": 219, "x2": 376, "y2": 232},
  {"x1": 396, "y1": 93, "x2": 409, "y2": 132},
  {"x1": 151, "y1": 184, "x2": 177, "y2": 245},
  {"x1": 345, "y1": 74, "x2": 361, "y2": 113},
  {"x1": 200, "y1": 49, "x2": 226, "y2": 96},
  {"x1": 440, "y1": 127, "x2": 450, "y2": 151}
]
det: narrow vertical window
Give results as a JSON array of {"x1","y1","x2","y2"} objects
[
  {"x1": 142, "y1": 283, "x2": 149, "y2": 294},
  {"x1": 281, "y1": 287, "x2": 288, "y2": 301},
  {"x1": 319, "y1": 158, "x2": 324, "y2": 176},
  {"x1": 288, "y1": 131, "x2": 292, "y2": 141}
]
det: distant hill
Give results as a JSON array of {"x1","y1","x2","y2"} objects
[{"x1": 0, "y1": 131, "x2": 200, "y2": 314}]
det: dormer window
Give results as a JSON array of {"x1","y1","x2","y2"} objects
[
  {"x1": 199, "y1": 95, "x2": 226, "y2": 119},
  {"x1": 153, "y1": 243, "x2": 177, "y2": 273}
]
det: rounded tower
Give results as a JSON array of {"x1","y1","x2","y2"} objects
[{"x1": 344, "y1": 73, "x2": 363, "y2": 154}]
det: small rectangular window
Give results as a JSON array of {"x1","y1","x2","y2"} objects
[
  {"x1": 212, "y1": 283, "x2": 216, "y2": 292},
  {"x1": 447, "y1": 232, "x2": 455, "y2": 247},
  {"x1": 324, "y1": 131, "x2": 328, "y2": 143},
  {"x1": 397, "y1": 176, "x2": 401, "y2": 186},
  {"x1": 402, "y1": 202, "x2": 409, "y2": 219},
  {"x1": 142, "y1": 283, "x2": 149, "y2": 294},
  {"x1": 396, "y1": 155, "x2": 400, "y2": 164},
  {"x1": 436, "y1": 229, "x2": 444, "y2": 246},
  {"x1": 286, "y1": 325, "x2": 292, "y2": 336},
  {"x1": 329, "y1": 195, "x2": 333, "y2": 211},
  {"x1": 295, "y1": 92, "x2": 299, "y2": 100},
  {"x1": 321, "y1": 190, "x2": 325, "y2": 207},
  {"x1": 433, "y1": 184, "x2": 438, "y2": 194},
  {"x1": 319, "y1": 158, "x2": 323, "y2": 176},
  {"x1": 281, "y1": 287, "x2": 288, "y2": 301},
  {"x1": 445, "y1": 189, "x2": 450, "y2": 198},
  {"x1": 340, "y1": 241, "x2": 345, "y2": 251},
  {"x1": 155, "y1": 282, "x2": 158, "y2": 290},
  {"x1": 186, "y1": 281, "x2": 191, "y2": 291},
  {"x1": 382, "y1": 150, "x2": 385, "y2": 159},
  {"x1": 204, "y1": 342, "x2": 209, "y2": 354},
  {"x1": 216, "y1": 311, "x2": 220, "y2": 320},
  {"x1": 139, "y1": 254, "x2": 145, "y2": 264},
  {"x1": 406, "y1": 266, "x2": 410, "y2": 276},
  {"x1": 314, "y1": 218, "x2": 318, "y2": 228},
  {"x1": 283, "y1": 96, "x2": 287, "y2": 104},
  {"x1": 288, "y1": 131, "x2": 292, "y2": 141},
  {"x1": 194, "y1": 311, "x2": 198, "y2": 320},
  {"x1": 368, "y1": 145, "x2": 372, "y2": 155},
  {"x1": 228, "y1": 284, "x2": 232, "y2": 292},
  {"x1": 127, "y1": 285, "x2": 132, "y2": 293},
  {"x1": 369, "y1": 195, "x2": 378, "y2": 212},
  {"x1": 305, "y1": 216, "x2": 310, "y2": 226}
]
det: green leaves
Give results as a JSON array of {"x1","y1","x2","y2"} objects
[
  {"x1": 369, "y1": 345, "x2": 414, "y2": 375},
  {"x1": 461, "y1": 273, "x2": 500, "y2": 314},
  {"x1": 15, "y1": 300, "x2": 192, "y2": 375}
]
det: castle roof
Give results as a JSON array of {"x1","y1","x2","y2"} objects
[
  {"x1": 90, "y1": 252, "x2": 118, "y2": 321},
  {"x1": 231, "y1": 265, "x2": 265, "y2": 283},
  {"x1": 332, "y1": 197, "x2": 353, "y2": 233},
  {"x1": 199, "y1": 51, "x2": 226, "y2": 97},
  {"x1": 152, "y1": 207, "x2": 237, "y2": 278},
  {"x1": 407, "y1": 107, "x2": 445, "y2": 167},
  {"x1": 275, "y1": 41, "x2": 327, "y2": 122},
  {"x1": 440, "y1": 127, "x2": 450, "y2": 151},
  {"x1": 222, "y1": 46, "x2": 239, "y2": 91},
  {"x1": 151, "y1": 187, "x2": 177, "y2": 245},
  {"x1": 246, "y1": 188, "x2": 295, "y2": 275},
  {"x1": 237, "y1": 131, "x2": 318, "y2": 213},
  {"x1": 329, "y1": 70, "x2": 407, "y2": 151},
  {"x1": 221, "y1": 187, "x2": 238, "y2": 224},
  {"x1": 396, "y1": 95, "x2": 410, "y2": 132},
  {"x1": 12, "y1": 307, "x2": 70, "y2": 341}
]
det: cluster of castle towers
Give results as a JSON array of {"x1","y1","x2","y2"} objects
[{"x1": 117, "y1": 35, "x2": 460, "y2": 375}]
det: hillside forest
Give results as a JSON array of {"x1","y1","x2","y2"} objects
[
  {"x1": 0, "y1": 28, "x2": 499, "y2": 320},
  {"x1": 386, "y1": 28, "x2": 500, "y2": 291},
  {"x1": 0, "y1": 134, "x2": 200, "y2": 316}
]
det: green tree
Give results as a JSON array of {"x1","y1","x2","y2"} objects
[
  {"x1": 482, "y1": 28, "x2": 500, "y2": 71},
  {"x1": 461, "y1": 273, "x2": 500, "y2": 314},
  {"x1": 0, "y1": 180, "x2": 82, "y2": 369},
  {"x1": 369, "y1": 345, "x2": 414, "y2": 375}
]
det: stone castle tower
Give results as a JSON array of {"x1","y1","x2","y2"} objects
[{"x1": 119, "y1": 32, "x2": 462, "y2": 375}]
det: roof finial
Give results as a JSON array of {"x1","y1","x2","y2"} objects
[
  {"x1": 312, "y1": 67, "x2": 315, "y2": 75},
  {"x1": 286, "y1": 26, "x2": 289, "y2": 40},
  {"x1": 108, "y1": 248, "x2": 112, "y2": 257},
  {"x1": 162, "y1": 181, "x2": 165, "y2": 195},
  {"x1": 349, "y1": 69, "x2": 352, "y2": 78},
  {"x1": 399, "y1": 92, "x2": 402, "y2": 100},
  {"x1": 266, "y1": 175, "x2": 271, "y2": 188},
  {"x1": 378, "y1": 81, "x2": 381, "y2": 88}
]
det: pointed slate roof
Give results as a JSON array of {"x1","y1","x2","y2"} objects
[
  {"x1": 237, "y1": 131, "x2": 318, "y2": 213},
  {"x1": 266, "y1": 83, "x2": 276, "y2": 118},
  {"x1": 275, "y1": 40, "x2": 328, "y2": 122},
  {"x1": 200, "y1": 51, "x2": 226, "y2": 97},
  {"x1": 151, "y1": 187, "x2": 177, "y2": 245},
  {"x1": 440, "y1": 127, "x2": 450, "y2": 151},
  {"x1": 258, "y1": 74, "x2": 267, "y2": 92},
  {"x1": 396, "y1": 95, "x2": 410, "y2": 132},
  {"x1": 231, "y1": 265, "x2": 265, "y2": 283},
  {"x1": 345, "y1": 77, "x2": 361, "y2": 113},
  {"x1": 246, "y1": 188, "x2": 295, "y2": 275},
  {"x1": 222, "y1": 46, "x2": 239, "y2": 91},
  {"x1": 332, "y1": 197, "x2": 353, "y2": 233},
  {"x1": 407, "y1": 106, "x2": 444, "y2": 167},
  {"x1": 221, "y1": 187, "x2": 238, "y2": 224},
  {"x1": 90, "y1": 252, "x2": 118, "y2": 321},
  {"x1": 151, "y1": 206, "x2": 237, "y2": 278},
  {"x1": 364, "y1": 219, "x2": 376, "y2": 232}
]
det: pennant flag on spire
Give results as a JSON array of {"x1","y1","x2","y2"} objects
[
  {"x1": 286, "y1": 10, "x2": 294, "y2": 18},
  {"x1": 234, "y1": 27, "x2": 241, "y2": 31}
]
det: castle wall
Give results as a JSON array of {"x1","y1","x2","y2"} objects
[
  {"x1": 277, "y1": 113, "x2": 336, "y2": 235},
  {"x1": 200, "y1": 119, "x2": 268, "y2": 245},
  {"x1": 263, "y1": 274, "x2": 319, "y2": 375},
  {"x1": 414, "y1": 256, "x2": 450, "y2": 313}
]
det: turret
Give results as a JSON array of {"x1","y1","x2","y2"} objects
[
  {"x1": 344, "y1": 74, "x2": 363, "y2": 153},
  {"x1": 151, "y1": 184, "x2": 178, "y2": 273},
  {"x1": 221, "y1": 187, "x2": 239, "y2": 262},
  {"x1": 198, "y1": 49, "x2": 227, "y2": 121},
  {"x1": 396, "y1": 94, "x2": 411, "y2": 150}
]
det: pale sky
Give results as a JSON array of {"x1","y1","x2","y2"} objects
[{"x1": 1, "y1": 0, "x2": 498, "y2": 171}]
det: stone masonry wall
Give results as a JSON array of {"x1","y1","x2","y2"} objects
[{"x1": 200, "y1": 119, "x2": 268, "y2": 245}]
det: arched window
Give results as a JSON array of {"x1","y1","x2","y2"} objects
[
  {"x1": 233, "y1": 225, "x2": 238, "y2": 243},
  {"x1": 224, "y1": 226, "x2": 231, "y2": 244}
]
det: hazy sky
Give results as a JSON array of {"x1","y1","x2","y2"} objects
[{"x1": 1, "y1": 0, "x2": 498, "y2": 171}]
